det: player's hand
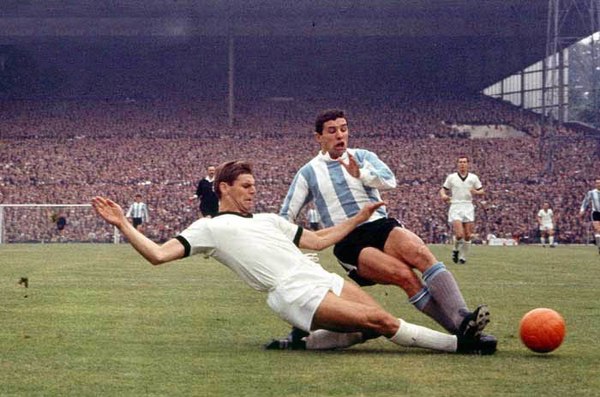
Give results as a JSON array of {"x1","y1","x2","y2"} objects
[
  {"x1": 441, "y1": 195, "x2": 451, "y2": 203},
  {"x1": 91, "y1": 196, "x2": 126, "y2": 227},
  {"x1": 337, "y1": 152, "x2": 360, "y2": 178},
  {"x1": 355, "y1": 201, "x2": 385, "y2": 223}
]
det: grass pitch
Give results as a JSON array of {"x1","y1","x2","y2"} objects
[{"x1": 1, "y1": 243, "x2": 599, "y2": 396}]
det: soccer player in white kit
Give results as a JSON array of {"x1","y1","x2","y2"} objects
[
  {"x1": 440, "y1": 156, "x2": 484, "y2": 264},
  {"x1": 91, "y1": 160, "x2": 496, "y2": 355},
  {"x1": 537, "y1": 202, "x2": 556, "y2": 247}
]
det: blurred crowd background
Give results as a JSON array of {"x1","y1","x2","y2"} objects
[{"x1": 1, "y1": 93, "x2": 596, "y2": 244}]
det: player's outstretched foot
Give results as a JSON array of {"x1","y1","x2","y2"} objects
[
  {"x1": 459, "y1": 304, "x2": 490, "y2": 339},
  {"x1": 264, "y1": 327, "x2": 308, "y2": 350},
  {"x1": 457, "y1": 334, "x2": 497, "y2": 355},
  {"x1": 452, "y1": 250, "x2": 459, "y2": 264},
  {"x1": 458, "y1": 258, "x2": 467, "y2": 264}
]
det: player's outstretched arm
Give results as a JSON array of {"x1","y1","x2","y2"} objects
[
  {"x1": 299, "y1": 201, "x2": 384, "y2": 251},
  {"x1": 92, "y1": 196, "x2": 184, "y2": 265}
]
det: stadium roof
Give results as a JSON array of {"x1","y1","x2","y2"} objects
[{"x1": 0, "y1": 0, "x2": 594, "y2": 92}]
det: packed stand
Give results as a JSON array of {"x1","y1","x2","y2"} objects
[{"x1": 0, "y1": 96, "x2": 597, "y2": 244}]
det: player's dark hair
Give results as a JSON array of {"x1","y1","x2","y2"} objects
[
  {"x1": 214, "y1": 160, "x2": 253, "y2": 199},
  {"x1": 315, "y1": 109, "x2": 345, "y2": 134},
  {"x1": 457, "y1": 155, "x2": 469, "y2": 162}
]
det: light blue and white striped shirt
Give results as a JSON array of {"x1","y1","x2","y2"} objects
[
  {"x1": 126, "y1": 201, "x2": 150, "y2": 221},
  {"x1": 280, "y1": 149, "x2": 395, "y2": 228},
  {"x1": 580, "y1": 189, "x2": 600, "y2": 214}
]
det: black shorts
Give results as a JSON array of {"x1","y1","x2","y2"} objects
[
  {"x1": 593, "y1": 212, "x2": 600, "y2": 222},
  {"x1": 132, "y1": 217, "x2": 143, "y2": 228},
  {"x1": 333, "y1": 217, "x2": 402, "y2": 286}
]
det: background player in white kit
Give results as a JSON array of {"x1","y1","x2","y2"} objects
[
  {"x1": 440, "y1": 156, "x2": 484, "y2": 264},
  {"x1": 92, "y1": 160, "x2": 496, "y2": 355},
  {"x1": 537, "y1": 202, "x2": 556, "y2": 247}
]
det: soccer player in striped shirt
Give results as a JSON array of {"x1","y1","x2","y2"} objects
[
  {"x1": 579, "y1": 179, "x2": 600, "y2": 254},
  {"x1": 268, "y1": 109, "x2": 493, "y2": 350},
  {"x1": 125, "y1": 194, "x2": 150, "y2": 233}
]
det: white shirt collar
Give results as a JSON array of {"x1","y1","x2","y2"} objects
[{"x1": 318, "y1": 150, "x2": 349, "y2": 162}]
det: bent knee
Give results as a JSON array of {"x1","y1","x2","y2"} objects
[{"x1": 386, "y1": 228, "x2": 436, "y2": 269}]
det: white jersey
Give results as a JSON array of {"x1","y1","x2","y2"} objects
[
  {"x1": 177, "y1": 212, "x2": 317, "y2": 292},
  {"x1": 280, "y1": 148, "x2": 395, "y2": 227},
  {"x1": 537, "y1": 209, "x2": 554, "y2": 225},
  {"x1": 442, "y1": 172, "x2": 483, "y2": 204}
]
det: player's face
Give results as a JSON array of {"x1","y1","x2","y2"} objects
[
  {"x1": 315, "y1": 118, "x2": 348, "y2": 159},
  {"x1": 224, "y1": 173, "x2": 256, "y2": 214},
  {"x1": 596, "y1": 179, "x2": 600, "y2": 190},
  {"x1": 207, "y1": 167, "x2": 216, "y2": 178},
  {"x1": 457, "y1": 158, "x2": 469, "y2": 174}
]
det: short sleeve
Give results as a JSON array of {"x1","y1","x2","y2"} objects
[{"x1": 177, "y1": 219, "x2": 216, "y2": 257}]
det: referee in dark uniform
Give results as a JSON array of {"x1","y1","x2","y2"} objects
[{"x1": 191, "y1": 166, "x2": 218, "y2": 218}]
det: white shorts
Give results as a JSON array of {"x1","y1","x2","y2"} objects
[
  {"x1": 448, "y1": 203, "x2": 475, "y2": 223},
  {"x1": 539, "y1": 223, "x2": 554, "y2": 232},
  {"x1": 266, "y1": 267, "x2": 344, "y2": 332}
]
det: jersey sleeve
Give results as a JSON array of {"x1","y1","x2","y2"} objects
[
  {"x1": 355, "y1": 149, "x2": 396, "y2": 190},
  {"x1": 442, "y1": 174, "x2": 452, "y2": 190},
  {"x1": 280, "y1": 169, "x2": 311, "y2": 222},
  {"x1": 143, "y1": 204, "x2": 150, "y2": 221},
  {"x1": 581, "y1": 192, "x2": 590, "y2": 212},
  {"x1": 473, "y1": 175, "x2": 483, "y2": 190},
  {"x1": 176, "y1": 219, "x2": 216, "y2": 257},
  {"x1": 271, "y1": 214, "x2": 303, "y2": 246}
]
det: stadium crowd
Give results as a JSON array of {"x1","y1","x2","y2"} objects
[{"x1": 1, "y1": 95, "x2": 597, "y2": 244}]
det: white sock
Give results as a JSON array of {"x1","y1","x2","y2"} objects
[
  {"x1": 549, "y1": 236, "x2": 554, "y2": 245},
  {"x1": 454, "y1": 238, "x2": 464, "y2": 252},
  {"x1": 461, "y1": 240, "x2": 471, "y2": 259},
  {"x1": 595, "y1": 234, "x2": 600, "y2": 246},
  {"x1": 388, "y1": 319, "x2": 457, "y2": 352},
  {"x1": 540, "y1": 237, "x2": 546, "y2": 245},
  {"x1": 305, "y1": 330, "x2": 365, "y2": 350}
]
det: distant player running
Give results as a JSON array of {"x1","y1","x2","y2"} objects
[
  {"x1": 440, "y1": 156, "x2": 484, "y2": 264},
  {"x1": 579, "y1": 178, "x2": 600, "y2": 254},
  {"x1": 537, "y1": 202, "x2": 556, "y2": 247}
]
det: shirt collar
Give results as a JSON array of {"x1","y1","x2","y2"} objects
[
  {"x1": 318, "y1": 150, "x2": 348, "y2": 162},
  {"x1": 213, "y1": 211, "x2": 253, "y2": 218}
]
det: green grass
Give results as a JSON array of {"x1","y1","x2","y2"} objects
[{"x1": 1, "y1": 244, "x2": 599, "y2": 396}]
